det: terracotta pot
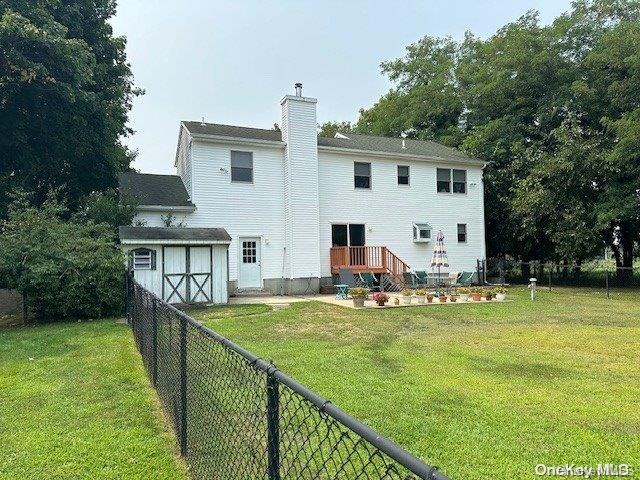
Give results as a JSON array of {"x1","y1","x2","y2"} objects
[
  {"x1": 450, "y1": 296, "x2": 458, "y2": 302},
  {"x1": 426, "y1": 295, "x2": 434, "y2": 303},
  {"x1": 439, "y1": 295, "x2": 447, "y2": 303},
  {"x1": 471, "y1": 293, "x2": 482, "y2": 301},
  {"x1": 377, "y1": 300, "x2": 387, "y2": 307},
  {"x1": 485, "y1": 293, "x2": 493, "y2": 301}
]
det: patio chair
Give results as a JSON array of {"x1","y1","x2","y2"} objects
[
  {"x1": 403, "y1": 272, "x2": 419, "y2": 288},
  {"x1": 338, "y1": 268, "x2": 357, "y2": 288},
  {"x1": 359, "y1": 272, "x2": 381, "y2": 292},
  {"x1": 414, "y1": 270, "x2": 429, "y2": 286},
  {"x1": 458, "y1": 271, "x2": 475, "y2": 286}
]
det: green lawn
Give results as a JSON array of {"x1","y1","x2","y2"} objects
[
  {"x1": 0, "y1": 320, "x2": 187, "y2": 480},
  {"x1": 190, "y1": 288, "x2": 640, "y2": 480}
]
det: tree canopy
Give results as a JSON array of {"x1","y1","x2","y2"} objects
[
  {"x1": 338, "y1": 0, "x2": 640, "y2": 268},
  {"x1": 0, "y1": 0, "x2": 140, "y2": 218}
]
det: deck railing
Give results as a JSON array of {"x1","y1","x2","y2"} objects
[{"x1": 330, "y1": 246, "x2": 410, "y2": 278}]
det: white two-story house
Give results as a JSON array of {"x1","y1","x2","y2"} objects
[{"x1": 119, "y1": 84, "x2": 486, "y2": 303}]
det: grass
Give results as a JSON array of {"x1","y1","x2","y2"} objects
[
  {"x1": 0, "y1": 319, "x2": 187, "y2": 480},
  {"x1": 189, "y1": 287, "x2": 640, "y2": 480}
]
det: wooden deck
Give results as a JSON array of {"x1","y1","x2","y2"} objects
[{"x1": 330, "y1": 246, "x2": 410, "y2": 277}]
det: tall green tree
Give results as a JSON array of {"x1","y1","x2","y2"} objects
[
  {"x1": 0, "y1": 0, "x2": 140, "y2": 218},
  {"x1": 346, "y1": 0, "x2": 640, "y2": 268}
]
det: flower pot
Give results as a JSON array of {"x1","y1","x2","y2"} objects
[
  {"x1": 426, "y1": 295, "x2": 434, "y2": 303},
  {"x1": 459, "y1": 294, "x2": 470, "y2": 302},
  {"x1": 471, "y1": 293, "x2": 482, "y2": 301},
  {"x1": 352, "y1": 297, "x2": 365, "y2": 308},
  {"x1": 439, "y1": 295, "x2": 447, "y2": 303},
  {"x1": 495, "y1": 293, "x2": 506, "y2": 301},
  {"x1": 450, "y1": 296, "x2": 458, "y2": 302},
  {"x1": 376, "y1": 300, "x2": 387, "y2": 307},
  {"x1": 485, "y1": 294, "x2": 493, "y2": 301},
  {"x1": 402, "y1": 297, "x2": 412, "y2": 305},
  {"x1": 417, "y1": 296, "x2": 426, "y2": 304}
]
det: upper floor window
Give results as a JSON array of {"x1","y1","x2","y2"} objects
[
  {"x1": 457, "y1": 223, "x2": 467, "y2": 243},
  {"x1": 397, "y1": 165, "x2": 410, "y2": 185},
  {"x1": 231, "y1": 151, "x2": 253, "y2": 183},
  {"x1": 131, "y1": 248, "x2": 155, "y2": 270},
  {"x1": 437, "y1": 168, "x2": 467, "y2": 194},
  {"x1": 354, "y1": 162, "x2": 371, "y2": 189}
]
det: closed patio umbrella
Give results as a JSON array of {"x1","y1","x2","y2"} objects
[{"x1": 430, "y1": 230, "x2": 449, "y2": 295}]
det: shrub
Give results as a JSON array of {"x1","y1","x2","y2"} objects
[
  {"x1": 493, "y1": 286, "x2": 508, "y2": 294},
  {"x1": 415, "y1": 289, "x2": 427, "y2": 296},
  {"x1": 0, "y1": 192, "x2": 125, "y2": 321},
  {"x1": 458, "y1": 287, "x2": 471, "y2": 294},
  {"x1": 349, "y1": 287, "x2": 369, "y2": 299},
  {"x1": 401, "y1": 288, "x2": 413, "y2": 296},
  {"x1": 372, "y1": 292, "x2": 390, "y2": 303}
]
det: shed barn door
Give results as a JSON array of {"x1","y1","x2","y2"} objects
[
  {"x1": 189, "y1": 247, "x2": 212, "y2": 303},
  {"x1": 163, "y1": 246, "x2": 187, "y2": 303}
]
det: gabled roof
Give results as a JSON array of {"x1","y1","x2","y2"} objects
[
  {"x1": 119, "y1": 172, "x2": 194, "y2": 208},
  {"x1": 181, "y1": 121, "x2": 480, "y2": 163},
  {"x1": 182, "y1": 121, "x2": 283, "y2": 142},
  {"x1": 119, "y1": 226, "x2": 231, "y2": 243},
  {"x1": 318, "y1": 133, "x2": 480, "y2": 163}
]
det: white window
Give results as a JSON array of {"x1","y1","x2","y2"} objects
[
  {"x1": 397, "y1": 165, "x2": 410, "y2": 185},
  {"x1": 457, "y1": 223, "x2": 467, "y2": 243},
  {"x1": 354, "y1": 162, "x2": 371, "y2": 189},
  {"x1": 412, "y1": 223, "x2": 431, "y2": 242},
  {"x1": 231, "y1": 151, "x2": 253, "y2": 183},
  {"x1": 132, "y1": 248, "x2": 154, "y2": 270},
  {"x1": 437, "y1": 168, "x2": 467, "y2": 194}
]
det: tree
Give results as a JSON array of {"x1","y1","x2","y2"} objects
[
  {"x1": 0, "y1": 0, "x2": 141, "y2": 218},
  {"x1": 72, "y1": 189, "x2": 137, "y2": 237},
  {"x1": 0, "y1": 191, "x2": 125, "y2": 321},
  {"x1": 318, "y1": 121, "x2": 353, "y2": 138},
  {"x1": 348, "y1": 0, "x2": 640, "y2": 267}
]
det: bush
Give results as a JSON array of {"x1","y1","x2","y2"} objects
[
  {"x1": 0, "y1": 192, "x2": 125, "y2": 321},
  {"x1": 349, "y1": 287, "x2": 369, "y2": 299}
]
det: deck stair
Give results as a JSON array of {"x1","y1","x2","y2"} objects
[{"x1": 330, "y1": 246, "x2": 410, "y2": 292}]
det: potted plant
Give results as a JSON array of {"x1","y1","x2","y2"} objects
[
  {"x1": 458, "y1": 287, "x2": 470, "y2": 302},
  {"x1": 438, "y1": 292, "x2": 447, "y2": 303},
  {"x1": 450, "y1": 293, "x2": 458, "y2": 302},
  {"x1": 493, "y1": 287, "x2": 507, "y2": 301},
  {"x1": 350, "y1": 287, "x2": 369, "y2": 308},
  {"x1": 484, "y1": 288, "x2": 493, "y2": 301},
  {"x1": 372, "y1": 292, "x2": 390, "y2": 307},
  {"x1": 415, "y1": 289, "x2": 427, "y2": 304},
  {"x1": 470, "y1": 287, "x2": 483, "y2": 301},
  {"x1": 401, "y1": 289, "x2": 413, "y2": 305},
  {"x1": 426, "y1": 292, "x2": 434, "y2": 303}
]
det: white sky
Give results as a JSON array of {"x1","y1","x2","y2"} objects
[{"x1": 110, "y1": 0, "x2": 572, "y2": 174}]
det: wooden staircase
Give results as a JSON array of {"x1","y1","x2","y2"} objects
[{"x1": 330, "y1": 246, "x2": 409, "y2": 292}]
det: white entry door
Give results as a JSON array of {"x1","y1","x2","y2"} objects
[{"x1": 238, "y1": 237, "x2": 261, "y2": 289}]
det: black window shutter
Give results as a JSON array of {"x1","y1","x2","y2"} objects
[{"x1": 151, "y1": 249, "x2": 157, "y2": 270}]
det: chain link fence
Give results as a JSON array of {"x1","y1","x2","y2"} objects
[
  {"x1": 125, "y1": 275, "x2": 448, "y2": 480},
  {"x1": 479, "y1": 259, "x2": 640, "y2": 290}
]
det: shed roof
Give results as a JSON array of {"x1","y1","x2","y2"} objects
[
  {"x1": 119, "y1": 172, "x2": 194, "y2": 207},
  {"x1": 119, "y1": 226, "x2": 231, "y2": 243}
]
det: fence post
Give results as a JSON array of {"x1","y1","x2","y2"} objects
[
  {"x1": 152, "y1": 298, "x2": 158, "y2": 387},
  {"x1": 179, "y1": 315, "x2": 188, "y2": 456},
  {"x1": 267, "y1": 370, "x2": 280, "y2": 480}
]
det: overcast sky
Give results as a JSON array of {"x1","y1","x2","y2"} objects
[{"x1": 110, "y1": 0, "x2": 572, "y2": 174}]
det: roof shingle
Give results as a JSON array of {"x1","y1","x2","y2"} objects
[
  {"x1": 119, "y1": 172, "x2": 194, "y2": 207},
  {"x1": 119, "y1": 226, "x2": 231, "y2": 242}
]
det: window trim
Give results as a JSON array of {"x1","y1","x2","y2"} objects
[
  {"x1": 397, "y1": 165, "x2": 410, "y2": 186},
  {"x1": 354, "y1": 161, "x2": 372, "y2": 189},
  {"x1": 131, "y1": 248, "x2": 155, "y2": 270},
  {"x1": 412, "y1": 223, "x2": 432, "y2": 243},
  {"x1": 457, "y1": 223, "x2": 467, "y2": 243},
  {"x1": 437, "y1": 168, "x2": 468, "y2": 195},
  {"x1": 230, "y1": 150, "x2": 254, "y2": 184}
]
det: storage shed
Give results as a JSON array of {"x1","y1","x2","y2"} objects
[{"x1": 119, "y1": 226, "x2": 231, "y2": 305}]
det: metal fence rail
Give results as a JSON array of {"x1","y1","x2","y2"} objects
[{"x1": 125, "y1": 275, "x2": 448, "y2": 480}]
